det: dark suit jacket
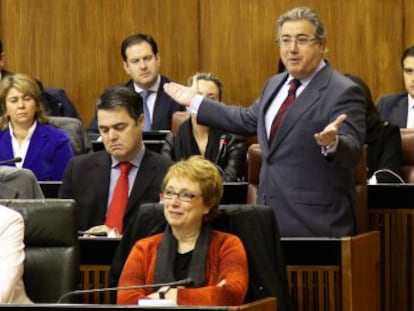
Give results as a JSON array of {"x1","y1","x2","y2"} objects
[
  {"x1": 0, "y1": 123, "x2": 74, "y2": 181},
  {"x1": 377, "y1": 92, "x2": 409, "y2": 128},
  {"x1": 58, "y1": 149, "x2": 173, "y2": 231},
  {"x1": 366, "y1": 121, "x2": 403, "y2": 182},
  {"x1": 196, "y1": 64, "x2": 366, "y2": 237},
  {"x1": 42, "y1": 87, "x2": 81, "y2": 120},
  {"x1": 87, "y1": 75, "x2": 183, "y2": 133}
]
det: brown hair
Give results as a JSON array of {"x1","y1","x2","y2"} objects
[
  {"x1": 0, "y1": 73, "x2": 48, "y2": 130},
  {"x1": 162, "y1": 156, "x2": 223, "y2": 223}
]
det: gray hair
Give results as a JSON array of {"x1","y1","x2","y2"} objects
[{"x1": 276, "y1": 7, "x2": 326, "y2": 40}]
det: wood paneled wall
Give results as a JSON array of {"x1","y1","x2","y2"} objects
[{"x1": 0, "y1": 0, "x2": 412, "y2": 125}]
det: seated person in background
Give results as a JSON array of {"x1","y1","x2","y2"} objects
[
  {"x1": 117, "y1": 156, "x2": 248, "y2": 306},
  {"x1": 0, "y1": 205, "x2": 32, "y2": 304},
  {"x1": 377, "y1": 45, "x2": 414, "y2": 128},
  {"x1": 0, "y1": 40, "x2": 12, "y2": 80},
  {"x1": 87, "y1": 33, "x2": 183, "y2": 135},
  {"x1": 0, "y1": 166, "x2": 44, "y2": 199},
  {"x1": 345, "y1": 74, "x2": 403, "y2": 183},
  {"x1": 0, "y1": 73, "x2": 74, "y2": 181},
  {"x1": 161, "y1": 73, "x2": 247, "y2": 182},
  {"x1": 59, "y1": 86, "x2": 173, "y2": 235}
]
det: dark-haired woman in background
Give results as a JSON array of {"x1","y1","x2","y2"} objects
[{"x1": 161, "y1": 73, "x2": 247, "y2": 182}]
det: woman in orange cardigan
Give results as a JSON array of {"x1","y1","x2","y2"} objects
[{"x1": 117, "y1": 156, "x2": 248, "y2": 306}]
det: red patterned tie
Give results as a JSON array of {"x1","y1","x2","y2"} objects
[
  {"x1": 105, "y1": 162, "x2": 132, "y2": 233},
  {"x1": 268, "y1": 79, "x2": 301, "y2": 144}
]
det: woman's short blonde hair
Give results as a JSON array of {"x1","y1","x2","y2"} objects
[
  {"x1": 162, "y1": 156, "x2": 223, "y2": 222},
  {"x1": 0, "y1": 73, "x2": 48, "y2": 130}
]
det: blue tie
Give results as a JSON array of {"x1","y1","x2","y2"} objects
[{"x1": 141, "y1": 90, "x2": 152, "y2": 131}]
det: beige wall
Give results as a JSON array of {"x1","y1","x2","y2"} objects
[{"x1": 1, "y1": 0, "x2": 412, "y2": 125}]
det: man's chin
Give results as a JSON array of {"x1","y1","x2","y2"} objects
[{"x1": 110, "y1": 150, "x2": 126, "y2": 160}]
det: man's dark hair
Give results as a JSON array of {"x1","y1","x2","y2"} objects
[
  {"x1": 98, "y1": 86, "x2": 143, "y2": 121},
  {"x1": 401, "y1": 45, "x2": 414, "y2": 67},
  {"x1": 0, "y1": 39, "x2": 3, "y2": 54},
  {"x1": 120, "y1": 33, "x2": 158, "y2": 62}
]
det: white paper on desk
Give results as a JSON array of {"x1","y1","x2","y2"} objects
[{"x1": 138, "y1": 299, "x2": 177, "y2": 306}]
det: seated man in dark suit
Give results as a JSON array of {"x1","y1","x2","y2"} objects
[
  {"x1": 378, "y1": 45, "x2": 414, "y2": 128},
  {"x1": 59, "y1": 86, "x2": 173, "y2": 235},
  {"x1": 87, "y1": 33, "x2": 184, "y2": 135}
]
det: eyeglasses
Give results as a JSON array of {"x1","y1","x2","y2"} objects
[
  {"x1": 163, "y1": 189, "x2": 201, "y2": 202},
  {"x1": 276, "y1": 36, "x2": 318, "y2": 47}
]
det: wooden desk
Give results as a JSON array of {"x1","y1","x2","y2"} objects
[
  {"x1": 79, "y1": 232, "x2": 380, "y2": 311},
  {"x1": 0, "y1": 298, "x2": 276, "y2": 311},
  {"x1": 368, "y1": 184, "x2": 414, "y2": 311},
  {"x1": 282, "y1": 231, "x2": 380, "y2": 311}
]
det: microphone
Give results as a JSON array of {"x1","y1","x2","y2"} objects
[
  {"x1": 57, "y1": 277, "x2": 194, "y2": 303},
  {"x1": 0, "y1": 157, "x2": 22, "y2": 165},
  {"x1": 368, "y1": 169, "x2": 405, "y2": 184},
  {"x1": 214, "y1": 134, "x2": 229, "y2": 165}
]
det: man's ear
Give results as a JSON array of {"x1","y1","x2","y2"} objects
[
  {"x1": 122, "y1": 61, "x2": 130, "y2": 74},
  {"x1": 138, "y1": 113, "x2": 145, "y2": 129}
]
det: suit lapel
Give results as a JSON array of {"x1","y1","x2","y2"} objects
[
  {"x1": 23, "y1": 125, "x2": 47, "y2": 168},
  {"x1": 259, "y1": 74, "x2": 288, "y2": 155},
  {"x1": 0, "y1": 131, "x2": 14, "y2": 160},
  {"x1": 269, "y1": 66, "x2": 332, "y2": 153},
  {"x1": 396, "y1": 97, "x2": 409, "y2": 127},
  {"x1": 124, "y1": 150, "x2": 158, "y2": 215},
  {"x1": 93, "y1": 152, "x2": 112, "y2": 214},
  {"x1": 151, "y1": 76, "x2": 169, "y2": 128}
]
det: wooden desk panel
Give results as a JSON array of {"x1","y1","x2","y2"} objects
[
  {"x1": 282, "y1": 232, "x2": 380, "y2": 311},
  {"x1": 369, "y1": 208, "x2": 414, "y2": 311}
]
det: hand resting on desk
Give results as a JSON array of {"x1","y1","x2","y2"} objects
[{"x1": 81, "y1": 224, "x2": 122, "y2": 238}]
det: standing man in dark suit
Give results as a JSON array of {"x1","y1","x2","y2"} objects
[
  {"x1": 377, "y1": 45, "x2": 414, "y2": 128},
  {"x1": 87, "y1": 33, "x2": 183, "y2": 135},
  {"x1": 164, "y1": 7, "x2": 366, "y2": 237},
  {"x1": 60, "y1": 86, "x2": 173, "y2": 235}
]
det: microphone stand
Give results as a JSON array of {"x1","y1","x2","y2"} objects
[{"x1": 57, "y1": 278, "x2": 194, "y2": 303}]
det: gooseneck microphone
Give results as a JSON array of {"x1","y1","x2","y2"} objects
[
  {"x1": 214, "y1": 134, "x2": 229, "y2": 165},
  {"x1": 368, "y1": 169, "x2": 405, "y2": 184},
  {"x1": 57, "y1": 277, "x2": 194, "y2": 303},
  {"x1": 0, "y1": 157, "x2": 22, "y2": 165}
]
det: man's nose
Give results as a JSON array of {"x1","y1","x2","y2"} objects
[{"x1": 108, "y1": 129, "x2": 118, "y2": 140}]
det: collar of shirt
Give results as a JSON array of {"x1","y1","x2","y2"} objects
[
  {"x1": 265, "y1": 60, "x2": 326, "y2": 136},
  {"x1": 110, "y1": 144, "x2": 146, "y2": 169},
  {"x1": 9, "y1": 121, "x2": 37, "y2": 168},
  {"x1": 133, "y1": 75, "x2": 161, "y2": 94},
  {"x1": 287, "y1": 60, "x2": 326, "y2": 96},
  {"x1": 133, "y1": 76, "x2": 160, "y2": 122},
  {"x1": 107, "y1": 146, "x2": 146, "y2": 208},
  {"x1": 9, "y1": 120, "x2": 37, "y2": 140},
  {"x1": 408, "y1": 93, "x2": 414, "y2": 109}
]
